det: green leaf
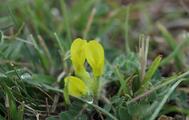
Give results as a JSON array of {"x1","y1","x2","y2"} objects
[
  {"x1": 149, "y1": 79, "x2": 184, "y2": 120},
  {"x1": 60, "y1": 112, "x2": 73, "y2": 120},
  {"x1": 143, "y1": 55, "x2": 162, "y2": 85},
  {"x1": 32, "y1": 74, "x2": 56, "y2": 85},
  {"x1": 118, "y1": 107, "x2": 132, "y2": 120}
]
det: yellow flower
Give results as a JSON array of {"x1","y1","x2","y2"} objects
[
  {"x1": 70, "y1": 38, "x2": 87, "y2": 73},
  {"x1": 70, "y1": 38, "x2": 104, "y2": 77},
  {"x1": 85, "y1": 40, "x2": 104, "y2": 77},
  {"x1": 64, "y1": 76, "x2": 88, "y2": 97},
  {"x1": 64, "y1": 38, "x2": 104, "y2": 99}
]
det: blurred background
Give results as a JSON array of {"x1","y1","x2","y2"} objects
[{"x1": 1, "y1": 0, "x2": 189, "y2": 70}]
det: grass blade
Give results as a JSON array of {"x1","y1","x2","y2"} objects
[
  {"x1": 143, "y1": 55, "x2": 162, "y2": 85},
  {"x1": 157, "y1": 22, "x2": 184, "y2": 69},
  {"x1": 125, "y1": 5, "x2": 130, "y2": 53},
  {"x1": 60, "y1": 0, "x2": 72, "y2": 44},
  {"x1": 149, "y1": 79, "x2": 184, "y2": 120}
]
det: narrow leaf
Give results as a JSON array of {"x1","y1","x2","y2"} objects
[
  {"x1": 149, "y1": 79, "x2": 184, "y2": 120},
  {"x1": 143, "y1": 55, "x2": 162, "y2": 84}
]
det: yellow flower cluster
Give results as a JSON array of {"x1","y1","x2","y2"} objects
[{"x1": 64, "y1": 38, "x2": 104, "y2": 98}]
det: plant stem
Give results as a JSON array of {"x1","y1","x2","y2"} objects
[
  {"x1": 93, "y1": 76, "x2": 100, "y2": 101},
  {"x1": 63, "y1": 82, "x2": 70, "y2": 105}
]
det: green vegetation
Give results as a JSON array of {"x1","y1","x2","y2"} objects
[{"x1": 0, "y1": 0, "x2": 189, "y2": 119}]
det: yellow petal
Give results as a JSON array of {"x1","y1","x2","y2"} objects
[
  {"x1": 85, "y1": 40, "x2": 104, "y2": 76},
  {"x1": 71, "y1": 38, "x2": 87, "y2": 73},
  {"x1": 64, "y1": 76, "x2": 88, "y2": 97}
]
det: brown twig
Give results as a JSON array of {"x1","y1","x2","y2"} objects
[
  {"x1": 45, "y1": 98, "x2": 49, "y2": 117},
  {"x1": 139, "y1": 35, "x2": 149, "y2": 81},
  {"x1": 50, "y1": 71, "x2": 66, "y2": 112}
]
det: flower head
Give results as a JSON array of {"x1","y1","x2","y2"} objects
[
  {"x1": 85, "y1": 40, "x2": 104, "y2": 77},
  {"x1": 64, "y1": 38, "x2": 104, "y2": 98},
  {"x1": 64, "y1": 76, "x2": 88, "y2": 97},
  {"x1": 70, "y1": 38, "x2": 87, "y2": 73}
]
